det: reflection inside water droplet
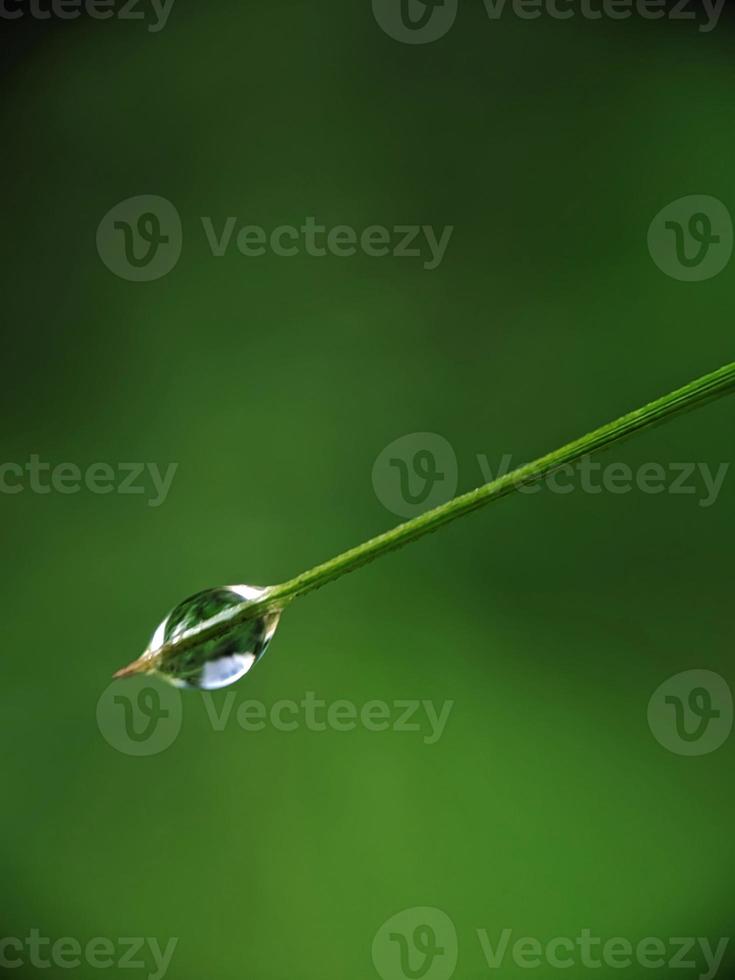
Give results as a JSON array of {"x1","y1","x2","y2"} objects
[{"x1": 148, "y1": 585, "x2": 279, "y2": 690}]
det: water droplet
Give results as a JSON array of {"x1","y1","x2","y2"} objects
[{"x1": 123, "y1": 585, "x2": 280, "y2": 691}]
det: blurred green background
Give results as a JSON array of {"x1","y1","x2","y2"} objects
[{"x1": 2, "y1": 1, "x2": 734, "y2": 977}]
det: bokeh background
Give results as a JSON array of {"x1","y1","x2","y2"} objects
[{"x1": 2, "y1": 1, "x2": 734, "y2": 977}]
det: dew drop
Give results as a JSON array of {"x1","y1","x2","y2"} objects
[{"x1": 146, "y1": 585, "x2": 279, "y2": 691}]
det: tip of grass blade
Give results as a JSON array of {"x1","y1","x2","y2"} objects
[{"x1": 112, "y1": 658, "x2": 148, "y2": 679}]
